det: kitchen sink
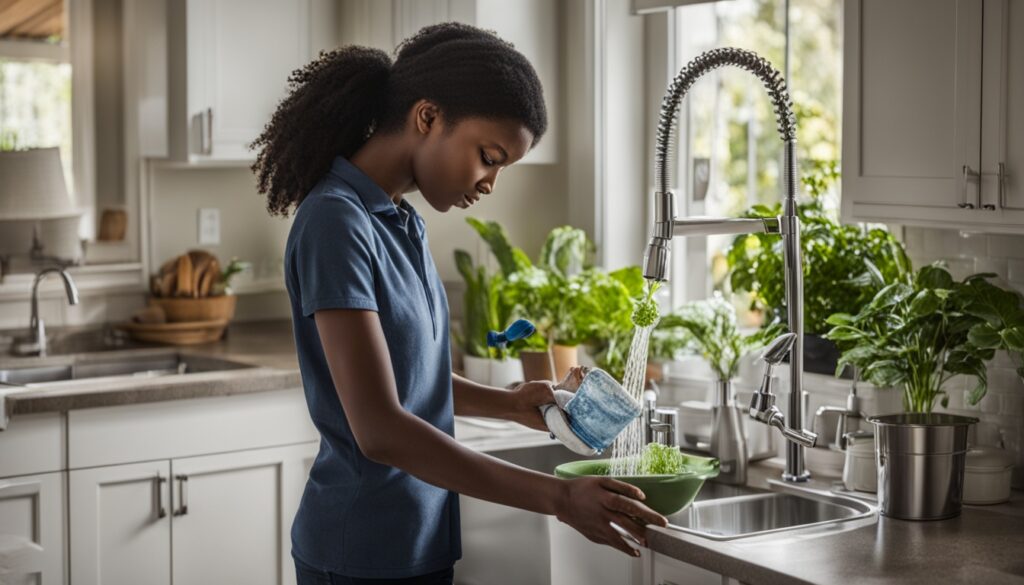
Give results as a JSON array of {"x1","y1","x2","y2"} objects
[
  {"x1": 692, "y1": 481, "x2": 767, "y2": 502},
  {"x1": 0, "y1": 353, "x2": 255, "y2": 386},
  {"x1": 666, "y1": 487, "x2": 875, "y2": 540}
]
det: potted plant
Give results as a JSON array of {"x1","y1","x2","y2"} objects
[
  {"x1": 824, "y1": 263, "x2": 1001, "y2": 413},
  {"x1": 453, "y1": 246, "x2": 523, "y2": 388},
  {"x1": 823, "y1": 263, "x2": 1020, "y2": 519},
  {"x1": 467, "y1": 218, "x2": 596, "y2": 381},
  {"x1": 725, "y1": 161, "x2": 910, "y2": 375}
]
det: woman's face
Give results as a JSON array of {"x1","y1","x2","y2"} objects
[{"x1": 410, "y1": 102, "x2": 534, "y2": 212}]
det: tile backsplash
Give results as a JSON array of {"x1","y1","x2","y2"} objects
[{"x1": 903, "y1": 227, "x2": 1024, "y2": 482}]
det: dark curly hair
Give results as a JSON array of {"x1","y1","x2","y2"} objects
[{"x1": 251, "y1": 22, "x2": 548, "y2": 217}]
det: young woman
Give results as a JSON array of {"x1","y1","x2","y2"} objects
[{"x1": 252, "y1": 22, "x2": 667, "y2": 585}]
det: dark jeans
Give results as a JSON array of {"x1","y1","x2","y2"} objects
[{"x1": 294, "y1": 556, "x2": 454, "y2": 585}]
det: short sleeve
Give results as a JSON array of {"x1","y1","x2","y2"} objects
[{"x1": 292, "y1": 196, "x2": 378, "y2": 317}]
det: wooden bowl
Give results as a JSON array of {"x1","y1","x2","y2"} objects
[
  {"x1": 118, "y1": 319, "x2": 229, "y2": 345},
  {"x1": 148, "y1": 295, "x2": 237, "y2": 323}
]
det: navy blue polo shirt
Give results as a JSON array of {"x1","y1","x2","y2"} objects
[{"x1": 284, "y1": 156, "x2": 460, "y2": 578}]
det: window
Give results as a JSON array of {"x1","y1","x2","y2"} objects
[{"x1": 668, "y1": 0, "x2": 842, "y2": 321}]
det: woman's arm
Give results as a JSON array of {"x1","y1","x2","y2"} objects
[
  {"x1": 452, "y1": 372, "x2": 551, "y2": 431},
  {"x1": 315, "y1": 308, "x2": 667, "y2": 556}
]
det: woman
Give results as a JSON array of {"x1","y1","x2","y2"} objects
[{"x1": 252, "y1": 22, "x2": 666, "y2": 585}]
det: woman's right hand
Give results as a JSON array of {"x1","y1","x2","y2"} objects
[{"x1": 554, "y1": 476, "x2": 669, "y2": 557}]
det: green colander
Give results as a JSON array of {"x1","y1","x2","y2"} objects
[{"x1": 554, "y1": 453, "x2": 720, "y2": 515}]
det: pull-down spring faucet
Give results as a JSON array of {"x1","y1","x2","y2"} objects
[{"x1": 642, "y1": 48, "x2": 815, "y2": 482}]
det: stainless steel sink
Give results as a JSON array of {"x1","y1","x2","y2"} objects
[
  {"x1": 693, "y1": 481, "x2": 766, "y2": 502},
  {"x1": 0, "y1": 353, "x2": 254, "y2": 386},
  {"x1": 666, "y1": 487, "x2": 875, "y2": 540}
]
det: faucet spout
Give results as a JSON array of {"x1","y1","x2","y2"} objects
[{"x1": 646, "y1": 48, "x2": 810, "y2": 482}]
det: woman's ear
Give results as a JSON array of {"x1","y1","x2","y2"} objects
[{"x1": 414, "y1": 100, "x2": 440, "y2": 135}]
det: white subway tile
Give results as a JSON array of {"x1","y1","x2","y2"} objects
[
  {"x1": 956, "y1": 231, "x2": 989, "y2": 258},
  {"x1": 988, "y1": 234, "x2": 1024, "y2": 259},
  {"x1": 974, "y1": 258, "x2": 1009, "y2": 281}
]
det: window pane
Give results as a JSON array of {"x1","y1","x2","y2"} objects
[{"x1": 672, "y1": 0, "x2": 842, "y2": 312}]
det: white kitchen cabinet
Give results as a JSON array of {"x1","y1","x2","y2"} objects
[
  {"x1": 548, "y1": 515, "x2": 646, "y2": 585},
  {"x1": 168, "y1": 0, "x2": 312, "y2": 162},
  {"x1": 0, "y1": 472, "x2": 66, "y2": 585},
  {"x1": 69, "y1": 461, "x2": 172, "y2": 585},
  {"x1": 841, "y1": 0, "x2": 1024, "y2": 231},
  {"x1": 339, "y1": 0, "x2": 560, "y2": 164},
  {"x1": 650, "y1": 552, "x2": 737, "y2": 585},
  {"x1": 170, "y1": 444, "x2": 315, "y2": 585},
  {"x1": 68, "y1": 443, "x2": 318, "y2": 585}
]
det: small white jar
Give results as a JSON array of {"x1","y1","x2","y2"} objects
[
  {"x1": 963, "y1": 447, "x2": 1015, "y2": 505},
  {"x1": 843, "y1": 431, "x2": 877, "y2": 493}
]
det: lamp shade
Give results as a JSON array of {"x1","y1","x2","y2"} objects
[{"x1": 0, "y1": 147, "x2": 81, "y2": 220}]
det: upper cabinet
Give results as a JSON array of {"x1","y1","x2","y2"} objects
[
  {"x1": 340, "y1": 0, "x2": 561, "y2": 165},
  {"x1": 842, "y1": 0, "x2": 1024, "y2": 231},
  {"x1": 167, "y1": 0, "x2": 313, "y2": 162}
]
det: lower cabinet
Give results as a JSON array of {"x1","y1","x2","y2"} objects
[
  {"x1": 651, "y1": 552, "x2": 742, "y2": 585},
  {"x1": 69, "y1": 442, "x2": 318, "y2": 585},
  {"x1": 0, "y1": 472, "x2": 66, "y2": 585}
]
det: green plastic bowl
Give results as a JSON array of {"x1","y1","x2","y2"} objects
[{"x1": 554, "y1": 453, "x2": 720, "y2": 515}]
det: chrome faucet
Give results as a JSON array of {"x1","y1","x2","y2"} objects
[
  {"x1": 642, "y1": 48, "x2": 814, "y2": 482},
  {"x1": 11, "y1": 267, "x2": 80, "y2": 357},
  {"x1": 643, "y1": 383, "x2": 678, "y2": 448},
  {"x1": 750, "y1": 333, "x2": 817, "y2": 453}
]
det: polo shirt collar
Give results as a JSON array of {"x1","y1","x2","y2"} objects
[
  {"x1": 330, "y1": 156, "x2": 425, "y2": 238},
  {"x1": 330, "y1": 156, "x2": 397, "y2": 215}
]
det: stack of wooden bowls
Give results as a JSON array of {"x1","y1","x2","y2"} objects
[{"x1": 120, "y1": 250, "x2": 237, "y2": 345}]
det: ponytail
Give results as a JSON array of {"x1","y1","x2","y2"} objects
[{"x1": 251, "y1": 46, "x2": 391, "y2": 217}]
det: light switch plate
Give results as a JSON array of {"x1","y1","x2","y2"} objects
[{"x1": 198, "y1": 208, "x2": 220, "y2": 245}]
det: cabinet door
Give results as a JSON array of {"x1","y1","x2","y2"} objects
[
  {"x1": 69, "y1": 461, "x2": 172, "y2": 585},
  {"x1": 0, "y1": 473, "x2": 66, "y2": 585},
  {"x1": 651, "y1": 552, "x2": 725, "y2": 585},
  {"x1": 169, "y1": 442, "x2": 317, "y2": 585},
  {"x1": 187, "y1": 0, "x2": 311, "y2": 160},
  {"x1": 842, "y1": 0, "x2": 984, "y2": 226},
  {"x1": 981, "y1": 0, "x2": 1024, "y2": 222}
]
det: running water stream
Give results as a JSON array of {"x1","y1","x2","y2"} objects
[{"x1": 607, "y1": 284, "x2": 659, "y2": 477}]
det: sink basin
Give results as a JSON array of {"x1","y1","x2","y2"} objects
[
  {"x1": 665, "y1": 488, "x2": 875, "y2": 540},
  {"x1": 693, "y1": 481, "x2": 766, "y2": 502},
  {"x1": 0, "y1": 353, "x2": 254, "y2": 386}
]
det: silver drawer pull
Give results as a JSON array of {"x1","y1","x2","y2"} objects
[
  {"x1": 156, "y1": 475, "x2": 167, "y2": 519},
  {"x1": 173, "y1": 474, "x2": 189, "y2": 516},
  {"x1": 960, "y1": 165, "x2": 979, "y2": 209}
]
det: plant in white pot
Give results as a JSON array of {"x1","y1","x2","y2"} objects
[{"x1": 453, "y1": 247, "x2": 522, "y2": 389}]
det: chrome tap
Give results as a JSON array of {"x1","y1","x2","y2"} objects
[
  {"x1": 643, "y1": 383, "x2": 678, "y2": 448},
  {"x1": 643, "y1": 48, "x2": 813, "y2": 481},
  {"x1": 749, "y1": 333, "x2": 818, "y2": 457},
  {"x1": 11, "y1": 267, "x2": 80, "y2": 357}
]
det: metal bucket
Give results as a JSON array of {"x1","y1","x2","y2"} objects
[{"x1": 869, "y1": 413, "x2": 978, "y2": 520}]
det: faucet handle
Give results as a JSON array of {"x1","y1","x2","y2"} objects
[{"x1": 761, "y1": 332, "x2": 797, "y2": 365}]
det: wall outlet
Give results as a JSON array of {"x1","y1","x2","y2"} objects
[{"x1": 198, "y1": 208, "x2": 220, "y2": 245}]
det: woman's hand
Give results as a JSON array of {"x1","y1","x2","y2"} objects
[
  {"x1": 555, "y1": 477, "x2": 669, "y2": 556},
  {"x1": 505, "y1": 380, "x2": 556, "y2": 431}
]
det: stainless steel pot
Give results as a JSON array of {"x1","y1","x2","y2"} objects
[{"x1": 869, "y1": 413, "x2": 978, "y2": 520}]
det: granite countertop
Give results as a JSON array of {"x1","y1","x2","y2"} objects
[
  {"x1": 0, "y1": 319, "x2": 552, "y2": 452},
  {"x1": 646, "y1": 461, "x2": 1024, "y2": 585},
  {"x1": 0, "y1": 320, "x2": 303, "y2": 418}
]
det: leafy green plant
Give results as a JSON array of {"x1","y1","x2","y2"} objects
[
  {"x1": 640, "y1": 442, "x2": 685, "y2": 475},
  {"x1": 825, "y1": 263, "x2": 1007, "y2": 413},
  {"x1": 725, "y1": 166, "x2": 911, "y2": 335},
  {"x1": 959, "y1": 278, "x2": 1024, "y2": 382},
  {"x1": 665, "y1": 294, "x2": 783, "y2": 381}
]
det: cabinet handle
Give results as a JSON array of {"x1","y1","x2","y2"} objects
[
  {"x1": 156, "y1": 475, "x2": 167, "y2": 519},
  {"x1": 998, "y1": 162, "x2": 1009, "y2": 210},
  {"x1": 960, "y1": 165, "x2": 979, "y2": 209},
  {"x1": 173, "y1": 474, "x2": 189, "y2": 516},
  {"x1": 205, "y1": 107, "x2": 213, "y2": 155}
]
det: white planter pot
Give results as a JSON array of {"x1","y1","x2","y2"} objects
[{"x1": 463, "y1": 355, "x2": 524, "y2": 389}]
